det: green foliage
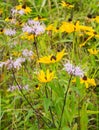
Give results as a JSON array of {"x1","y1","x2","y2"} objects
[{"x1": 0, "y1": 0, "x2": 99, "y2": 129}]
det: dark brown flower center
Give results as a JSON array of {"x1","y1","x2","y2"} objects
[
  {"x1": 50, "y1": 55, "x2": 56, "y2": 61},
  {"x1": 83, "y1": 75, "x2": 87, "y2": 80}
]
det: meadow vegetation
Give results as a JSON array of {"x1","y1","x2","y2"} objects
[{"x1": 0, "y1": 0, "x2": 99, "y2": 130}]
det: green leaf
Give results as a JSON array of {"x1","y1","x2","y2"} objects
[
  {"x1": 80, "y1": 104, "x2": 88, "y2": 130},
  {"x1": 87, "y1": 110, "x2": 99, "y2": 114},
  {"x1": 43, "y1": 98, "x2": 51, "y2": 113}
]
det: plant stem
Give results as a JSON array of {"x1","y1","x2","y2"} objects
[
  {"x1": 33, "y1": 36, "x2": 42, "y2": 69},
  {"x1": 58, "y1": 75, "x2": 72, "y2": 130},
  {"x1": 11, "y1": 68, "x2": 50, "y2": 128},
  {"x1": 45, "y1": 85, "x2": 56, "y2": 127}
]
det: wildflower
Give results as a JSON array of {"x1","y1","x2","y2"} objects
[
  {"x1": 92, "y1": 16, "x2": 99, "y2": 23},
  {"x1": 60, "y1": 1, "x2": 74, "y2": 8},
  {"x1": 15, "y1": 4, "x2": 32, "y2": 14},
  {"x1": 22, "y1": 20, "x2": 45, "y2": 36},
  {"x1": 59, "y1": 22, "x2": 75, "y2": 33},
  {"x1": 5, "y1": 17, "x2": 16, "y2": 24},
  {"x1": 5, "y1": 57, "x2": 25, "y2": 70},
  {"x1": 0, "y1": 62, "x2": 5, "y2": 68},
  {"x1": 80, "y1": 76, "x2": 96, "y2": 88},
  {"x1": 22, "y1": 49, "x2": 34, "y2": 60},
  {"x1": 0, "y1": 28, "x2": 4, "y2": 34},
  {"x1": 75, "y1": 21, "x2": 94, "y2": 32},
  {"x1": 88, "y1": 48, "x2": 99, "y2": 55},
  {"x1": 63, "y1": 61, "x2": 84, "y2": 77},
  {"x1": 8, "y1": 84, "x2": 28, "y2": 92},
  {"x1": 0, "y1": 9, "x2": 3, "y2": 15},
  {"x1": 13, "y1": 57, "x2": 25, "y2": 70},
  {"x1": 38, "y1": 49, "x2": 66, "y2": 64},
  {"x1": 4, "y1": 28, "x2": 16, "y2": 36},
  {"x1": 46, "y1": 24, "x2": 58, "y2": 32},
  {"x1": 35, "y1": 84, "x2": 40, "y2": 90},
  {"x1": 37, "y1": 69, "x2": 55, "y2": 83},
  {"x1": 21, "y1": 32, "x2": 34, "y2": 40},
  {"x1": 34, "y1": 16, "x2": 47, "y2": 21}
]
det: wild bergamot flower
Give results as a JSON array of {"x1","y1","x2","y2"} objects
[
  {"x1": 38, "y1": 49, "x2": 66, "y2": 64},
  {"x1": 37, "y1": 69, "x2": 55, "y2": 83},
  {"x1": 63, "y1": 61, "x2": 84, "y2": 77}
]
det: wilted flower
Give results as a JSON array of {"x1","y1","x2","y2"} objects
[
  {"x1": 64, "y1": 61, "x2": 84, "y2": 77},
  {"x1": 4, "y1": 28, "x2": 16, "y2": 36}
]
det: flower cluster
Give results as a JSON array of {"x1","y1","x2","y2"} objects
[
  {"x1": 11, "y1": 4, "x2": 31, "y2": 16},
  {"x1": 22, "y1": 19, "x2": 45, "y2": 36},
  {"x1": 8, "y1": 85, "x2": 29, "y2": 92},
  {"x1": 22, "y1": 49, "x2": 34, "y2": 61},
  {"x1": 4, "y1": 28, "x2": 16, "y2": 36},
  {"x1": 64, "y1": 61, "x2": 84, "y2": 77},
  {"x1": 0, "y1": 57, "x2": 25, "y2": 70}
]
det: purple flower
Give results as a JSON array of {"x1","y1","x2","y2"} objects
[
  {"x1": 5, "y1": 57, "x2": 25, "y2": 70},
  {"x1": 8, "y1": 85, "x2": 29, "y2": 92},
  {"x1": 64, "y1": 61, "x2": 84, "y2": 77},
  {"x1": 22, "y1": 20, "x2": 45, "y2": 36},
  {"x1": 4, "y1": 28, "x2": 16, "y2": 36}
]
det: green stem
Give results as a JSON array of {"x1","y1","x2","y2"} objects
[
  {"x1": 45, "y1": 85, "x2": 56, "y2": 127},
  {"x1": 58, "y1": 75, "x2": 72, "y2": 130},
  {"x1": 12, "y1": 69, "x2": 50, "y2": 128}
]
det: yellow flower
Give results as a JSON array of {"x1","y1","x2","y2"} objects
[
  {"x1": 79, "y1": 35, "x2": 93, "y2": 47},
  {"x1": 15, "y1": 5, "x2": 31, "y2": 14},
  {"x1": 92, "y1": 16, "x2": 99, "y2": 23},
  {"x1": 37, "y1": 69, "x2": 55, "y2": 83},
  {"x1": 59, "y1": 22, "x2": 75, "y2": 33},
  {"x1": 24, "y1": 7, "x2": 32, "y2": 14},
  {"x1": 21, "y1": 33, "x2": 34, "y2": 40},
  {"x1": 38, "y1": 49, "x2": 66, "y2": 64},
  {"x1": 80, "y1": 76, "x2": 96, "y2": 88},
  {"x1": 75, "y1": 21, "x2": 94, "y2": 32},
  {"x1": 0, "y1": 28, "x2": 4, "y2": 34},
  {"x1": 34, "y1": 16, "x2": 47, "y2": 21},
  {"x1": 88, "y1": 49, "x2": 99, "y2": 55},
  {"x1": 0, "y1": 9, "x2": 3, "y2": 15},
  {"x1": 16, "y1": 5, "x2": 22, "y2": 10},
  {"x1": 60, "y1": 1, "x2": 74, "y2": 8},
  {"x1": 46, "y1": 24, "x2": 58, "y2": 32},
  {"x1": 12, "y1": 51, "x2": 21, "y2": 57}
]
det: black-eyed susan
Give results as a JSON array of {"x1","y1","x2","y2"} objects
[
  {"x1": 80, "y1": 76, "x2": 96, "y2": 88},
  {"x1": 15, "y1": 4, "x2": 32, "y2": 14},
  {"x1": 88, "y1": 48, "x2": 99, "y2": 55},
  {"x1": 60, "y1": 1, "x2": 74, "y2": 8},
  {"x1": 59, "y1": 22, "x2": 75, "y2": 33},
  {"x1": 34, "y1": 16, "x2": 47, "y2": 21},
  {"x1": 92, "y1": 16, "x2": 99, "y2": 23},
  {"x1": 38, "y1": 49, "x2": 66, "y2": 64},
  {"x1": 0, "y1": 28, "x2": 4, "y2": 34},
  {"x1": 37, "y1": 69, "x2": 55, "y2": 83},
  {"x1": 75, "y1": 21, "x2": 94, "y2": 32}
]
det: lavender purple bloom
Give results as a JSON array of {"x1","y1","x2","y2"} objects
[
  {"x1": 22, "y1": 19, "x2": 45, "y2": 36},
  {"x1": 4, "y1": 28, "x2": 16, "y2": 36},
  {"x1": 64, "y1": 61, "x2": 84, "y2": 77}
]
